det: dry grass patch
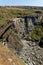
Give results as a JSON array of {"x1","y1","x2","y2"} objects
[{"x1": 0, "y1": 43, "x2": 25, "y2": 65}]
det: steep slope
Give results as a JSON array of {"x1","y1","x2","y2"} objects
[
  {"x1": 0, "y1": 43, "x2": 25, "y2": 65},
  {"x1": 8, "y1": 32, "x2": 23, "y2": 50}
]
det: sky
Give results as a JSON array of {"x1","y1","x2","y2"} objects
[{"x1": 0, "y1": 0, "x2": 43, "y2": 6}]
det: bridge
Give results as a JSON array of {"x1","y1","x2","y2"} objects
[
  {"x1": 0, "y1": 22, "x2": 15, "y2": 38},
  {"x1": 0, "y1": 15, "x2": 39, "y2": 38}
]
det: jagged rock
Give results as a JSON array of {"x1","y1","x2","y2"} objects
[{"x1": 13, "y1": 39, "x2": 43, "y2": 65}]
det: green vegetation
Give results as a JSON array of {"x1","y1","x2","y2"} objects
[
  {"x1": 0, "y1": 7, "x2": 43, "y2": 41},
  {"x1": 0, "y1": 7, "x2": 35, "y2": 26},
  {"x1": 31, "y1": 26, "x2": 43, "y2": 40},
  {"x1": 0, "y1": 7, "x2": 43, "y2": 65},
  {"x1": 40, "y1": 16, "x2": 43, "y2": 23},
  {"x1": 0, "y1": 7, "x2": 43, "y2": 26},
  {"x1": 25, "y1": 25, "x2": 43, "y2": 41}
]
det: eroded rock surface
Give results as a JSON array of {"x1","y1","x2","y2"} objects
[{"x1": 14, "y1": 40, "x2": 43, "y2": 65}]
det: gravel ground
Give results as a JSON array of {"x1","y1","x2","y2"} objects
[{"x1": 14, "y1": 39, "x2": 43, "y2": 65}]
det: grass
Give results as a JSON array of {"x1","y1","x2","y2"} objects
[
  {"x1": 0, "y1": 7, "x2": 43, "y2": 65},
  {"x1": 0, "y1": 7, "x2": 43, "y2": 40},
  {"x1": 0, "y1": 42, "x2": 25, "y2": 65},
  {"x1": 0, "y1": 7, "x2": 35, "y2": 26},
  {"x1": 0, "y1": 7, "x2": 43, "y2": 26},
  {"x1": 25, "y1": 25, "x2": 43, "y2": 40}
]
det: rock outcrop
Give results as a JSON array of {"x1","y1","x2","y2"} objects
[
  {"x1": 14, "y1": 40, "x2": 43, "y2": 65},
  {"x1": 0, "y1": 14, "x2": 43, "y2": 65},
  {"x1": 9, "y1": 15, "x2": 41, "y2": 38}
]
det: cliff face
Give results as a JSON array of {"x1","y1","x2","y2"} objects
[
  {"x1": 17, "y1": 40, "x2": 43, "y2": 65},
  {"x1": 10, "y1": 15, "x2": 42, "y2": 38},
  {"x1": 0, "y1": 7, "x2": 43, "y2": 65},
  {"x1": 13, "y1": 18, "x2": 25, "y2": 38}
]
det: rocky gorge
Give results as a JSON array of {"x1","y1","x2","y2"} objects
[
  {"x1": 0, "y1": 8, "x2": 43, "y2": 65},
  {"x1": 11, "y1": 39, "x2": 43, "y2": 65}
]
